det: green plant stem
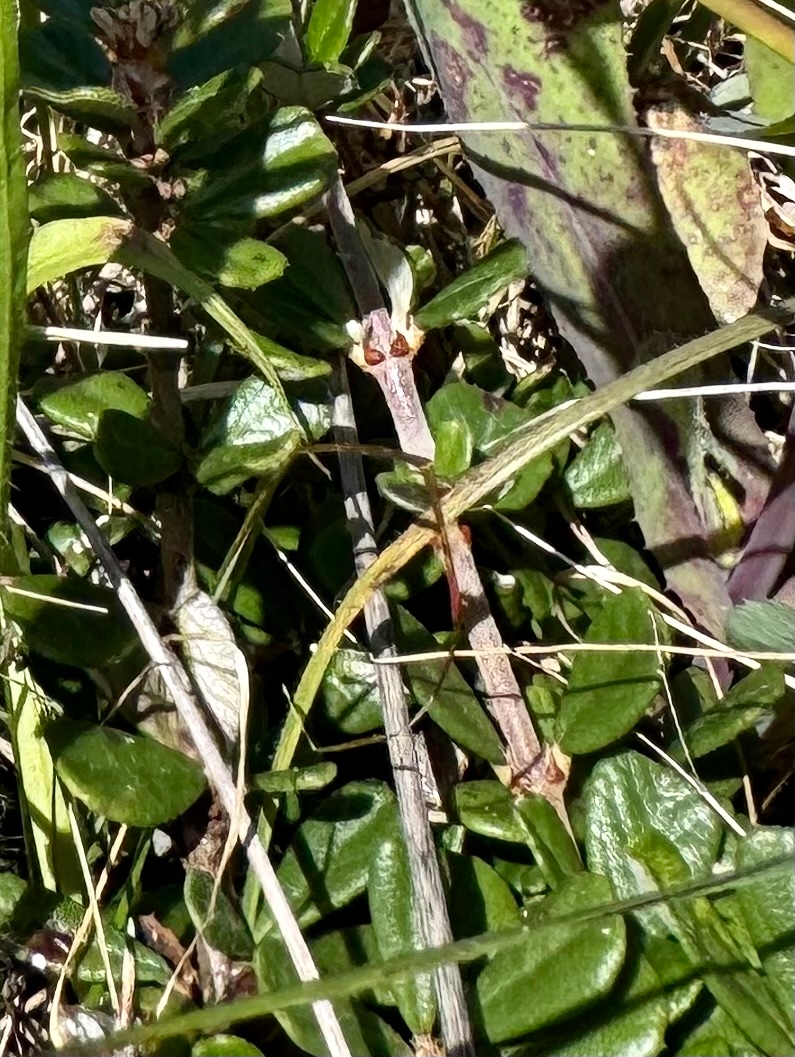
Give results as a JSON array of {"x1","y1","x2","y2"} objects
[
  {"x1": 70, "y1": 854, "x2": 793, "y2": 1055},
  {"x1": 0, "y1": 0, "x2": 29, "y2": 566}
]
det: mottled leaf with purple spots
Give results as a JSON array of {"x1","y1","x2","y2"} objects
[{"x1": 408, "y1": 0, "x2": 773, "y2": 633}]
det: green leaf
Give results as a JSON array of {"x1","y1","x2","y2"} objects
[
  {"x1": 426, "y1": 381, "x2": 554, "y2": 508},
  {"x1": 75, "y1": 915, "x2": 171, "y2": 985},
  {"x1": 627, "y1": 0, "x2": 685, "y2": 81},
  {"x1": 25, "y1": 84, "x2": 138, "y2": 135},
  {"x1": 635, "y1": 838, "x2": 795, "y2": 1057},
  {"x1": 368, "y1": 805, "x2": 437, "y2": 1035},
  {"x1": 184, "y1": 869, "x2": 254, "y2": 961},
  {"x1": 28, "y1": 172, "x2": 123, "y2": 223},
  {"x1": 585, "y1": 751, "x2": 722, "y2": 938},
  {"x1": 311, "y1": 925, "x2": 395, "y2": 1008},
  {"x1": 732, "y1": 827, "x2": 795, "y2": 1024},
  {"x1": 35, "y1": 372, "x2": 149, "y2": 441},
  {"x1": 320, "y1": 648, "x2": 383, "y2": 735},
  {"x1": 26, "y1": 216, "x2": 131, "y2": 294},
  {"x1": 675, "y1": 665, "x2": 787, "y2": 759},
  {"x1": 558, "y1": 589, "x2": 662, "y2": 754},
  {"x1": 746, "y1": 29, "x2": 795, "y2": 121},
  {"x1": 180, "y1": 106, "x2": 337, "y2": 224},
  {"x1": 564, "y1": 422, "x2": 631, "y2": 508},
  {"x1": 727, "y1": 599, "x2": 794, "y2": 654},
  {"x1": 6, "y1": 668, "x2": 82, "y2": 896},
  {"x1": 415, "y1": 240, "x2": 528, "y2": 332},
  {"x1": 19, "y1": 17, "x2": 109, "y2": 90},
  {"x1": 257, "y1": 780, "x2": 395, "y2": 934},
  {"x1": 94, "y1": 409, "x2": 183, "y2": 486},
  {"x1": 0, "y1": 873, "x2": 26, "y2": 927},
  {"x1": 393, "y1": 605, "x2": 506, "y2": 764},
  {"x1": 445, "y1": 852, "x2": 521, "y2": 938},
  {"x1": 169, "y1": 0, "x2": 293, "y2": 91},
  {"x1": 249, "y1": 225, "x2": 355, "y2": 352},
  {"x1": 515, "y1": 795, "x2": 582, "y2": 888},
  {"x1": 158, "y1": 67, "x2": 261, "y2": 153},
  {"x1": 454, "y1": 781, "x2": 526, "y2": 843},
  {"x1": 509, "y1": 951, "x2": 669, "y2": 1057},
  {"x1": 1, "y1": 0, "x2": 29, "y2": 564},
  {"x1": 2, "y1": 574, "x2": 137, "y2": 667},
  {"x1": 118, "y1": 228, "x2": 327, "y2": 387},
  {"x1": 255, "y1": 933, "x2": 411, "y2": 1056},
  {"x1": 57, "y1": 133, "x2": 150, "y2": 190},
  {"x1": 192, "y1": 1036, "x2": 263, "y2": 1057},
  {"x1": 475, "y1": 873, "x2": 627, "y2": 1043},
  {"x1": 194, "y1": 376, "x2": 306, "y2": 494},
  {"x1": 250, "y1": 762, "x2": 337, "y2": 794},
  {"x1": 44, "y1": 718, "x2": 206, "y2": 826},
  {"x1": 170, "y1": 226, "x2": 287, "y2": 290},
  {"x1": 306, "y1": 0, "x2": 356, "y2": 63}
]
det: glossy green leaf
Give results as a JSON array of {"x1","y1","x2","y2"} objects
[
  {"x1": 306, "y1": 0, "x2": 356, "y2": 63},
  {"x1": 170, "y1": 226, "x2": 287, "y2": 290},
  {"x1": 426, "y1": 381, "x2": 554, "y2": 509},
  {"x1": 255, "y1": 933, "x2": 411, "y2": 1056},
  {"x1": 95, "y1": 409, "x2": 183, "y2": 486},
  {"x1": 585, "y1": 751, "x2": 722, "y2": 938},
  {"x1": 28, "y1": 172, "x2": 123, "y2": 223},
  {"x1": 26, "y1": 83, "x2": 138, "y2": 134},
  {"x1": 35, "y1": 373, "x2": 149, "y2": 440},
  {"x1": 75, "y1": 915, "x2": 171, "y2": 985},
  {"x1": 257, "y1": 780, "x2": 395, "y2": 935},
  {"x1": 558, "y1": 589, "x2": 662, "y2": 754},
  {"x1": 454, "y1": 781, "x2": 525, "y2": 844},
  {"x1": 727, "y1": 599, "x2": 794, "y2": 654},
  {"x1": 368, "y1": 805, "x2": 437, "y2": 1035},
  {"x1": 27, "y1": 216, "x2": 131, "y2": 294},
  {"x1": 158, "y1": 66, "x2": 261, "y2": 153},
  {"x1": 445, "y1": 851, "x2": 521, "y2": 939},
  {"x1": 251, "y1": 762, "x2": 337, "y2": 794},
  {"x1": 635, "y1": 837, "x2": 794, "y2": 1057},
  {"x1": 44, "y1": 718, "x2": 206, "y2": 826},
  {"x1": 194, "y1": 376, "x2": 308, "y2": 493},
  {"x1": 181, "y1": 106, "x2": 337, "y2": 224},
  {"x1": 393, "y1": 605, "x2": 505, "y2": 764},
  {"x1": 506, "y1": 951, "x2": 669, "y2": 1057},
  {"x1": 2, "y1": 574, "x2": 137, "y2": 667},
  {"x1": 320, "y1": 648, "x2": 383, "y2": 735},
  {"x1": 675, "y1": 665, "x2": 786, "y2": 759},
  {"x1": 564, "y1": 422, "x2": 631, "y2": 508},
  {"x1": 672, "y1": 1005, "x2": 758, "y2": 1057},
  {"x1": 118, "y1": 224, "x2": 330, "y2": 386},
  {"x1": 184, "y1": 869, "x2": 254, "y2": 961},
  {"x1": 515, "y1": 794, "x2": 582, "y2": 888},
  {"x1": 192, "y1": 1036, "x2": 263, "y2": 1057},
  {"x1": 732, "y1": 827, "x2": 795, "y2": 1023},
  {"x1": 475, "y1": 873, "x2": 626, "y2": 1043},
  {"x1": 415, "y1": 240, "x2": 528, "y2": 332}
]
